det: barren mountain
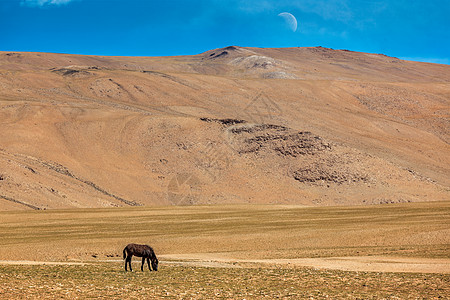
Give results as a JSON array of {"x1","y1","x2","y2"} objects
[{"x1": 0, "y1": 46, "x2": 448, "y2": 210}]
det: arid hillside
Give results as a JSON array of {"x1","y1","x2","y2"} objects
[{"x1": 0, "y1": 46, "x2": 448, "y2": 210}]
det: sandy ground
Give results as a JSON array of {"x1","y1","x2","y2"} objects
[
  {"x1": 0, "y1": 261, "x2": 84, "y2": 266},
  {"x1": 160, "y1": 254, "x2": 450, "y2": 274},
  {"x1": 2, "y1": 255, "x2": 447, "y2": 273}
]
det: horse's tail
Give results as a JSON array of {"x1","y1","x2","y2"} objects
[{"x1": 123, "y1": 246, "x2": 127, "y2": 260}]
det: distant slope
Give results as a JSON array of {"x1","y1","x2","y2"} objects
[{"x1": 0, "y1": 47, "x2": 448, "y2": 210}]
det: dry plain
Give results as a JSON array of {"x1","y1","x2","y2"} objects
[{"x1": 0, "y1": 202, "x2": 449, "y2": 298}]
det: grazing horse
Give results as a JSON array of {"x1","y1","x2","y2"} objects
[{"x1": 123, "y1": 243, "x2": 159, "y2": 272}]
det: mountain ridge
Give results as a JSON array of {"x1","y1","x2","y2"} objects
[{"x1": 0, "y1": 46, "x2": 448, "y2": 210}]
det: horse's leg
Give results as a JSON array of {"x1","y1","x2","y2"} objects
[
  {"x1": 125, "y1": 256, "x2": 131, "y2": 271},
  {"x1": 141, "y1": 257, "x2": 145, "y2": 271},
  {"x1": 128, "y1": 256, "x2": 133, "y2": 272},
  {"x1": 147, "y1": 257, "x2": 152, "y2": 271}
]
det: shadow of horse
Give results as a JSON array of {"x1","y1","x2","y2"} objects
[{"x1": 123, "y1": 243, "x2": 159, "y2": 272}]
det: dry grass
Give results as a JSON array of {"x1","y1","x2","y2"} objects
[
  {"x1": 0, "y1": 263, "x2": 449, "y2": 299},
  {"x1": 0, "y1": 202, "x2": 449, "y2": 262}
]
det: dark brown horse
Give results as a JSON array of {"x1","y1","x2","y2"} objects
[{"x1": 123, "y1": 243, "x2": 158, "y2": 272}]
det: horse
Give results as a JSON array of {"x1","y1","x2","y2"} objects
[{"x1": 123, "y1": 243, "x2": 159, "y2": 272}]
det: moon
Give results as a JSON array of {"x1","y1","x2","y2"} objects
[{"x1": 278, "y1": 12, "x2": 298, "y2": 32}]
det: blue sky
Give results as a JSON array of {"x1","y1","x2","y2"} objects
[{"x1": 1, "y1": 0, "x2": 449, "y2": 64}]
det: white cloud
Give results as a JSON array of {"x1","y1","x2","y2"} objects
[{"x1": 21, "y1": 0, "x2": 75, "y2": 7}]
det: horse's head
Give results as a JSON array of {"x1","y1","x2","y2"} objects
[{"x1": 151, "y1": 257, "x2": 159, "y2": 271}]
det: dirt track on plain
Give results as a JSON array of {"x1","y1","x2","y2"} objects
[
  {"x1": 0, "y1": 261, "x2": 84, "y2": 266},
  {"x1": 161, "y1": 254, "x2": 450, "y2": 273},
  {"x1": 2, "y1": 255, "x2": 448, "y2": 274}
]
